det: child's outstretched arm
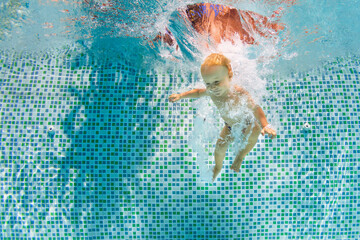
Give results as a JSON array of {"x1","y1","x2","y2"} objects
[
  {"x1": 169, "y1": 88, "x2": 207, "y2": 102},
  {"x1": 253, "y1": 106, "x2": 276, "y2": 139}
]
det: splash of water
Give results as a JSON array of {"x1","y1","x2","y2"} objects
[
  {"x1": 2, "y1": 0, "x2": 360, "y2": 74},
  {"x1": 161, "y1": 2, "x2": 284, "y2": 181},
  {"x1": 188, "y1": 98, "x2": 221, "y2": 182}
]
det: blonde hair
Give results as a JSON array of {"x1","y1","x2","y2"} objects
[{"x1": 201, "y1": 53, "x2": 233, "y2": 79}]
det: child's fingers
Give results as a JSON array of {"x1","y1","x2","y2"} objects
[
  {"x1": 272, "y1": 131, "x2": 277, "y2": 139},
  {"x1": 268, "y1": 129, "x2": 276, "y2": 139},
  {"x1": 169, "y1": 95, "x2": 175, "y2": 101},
  {"x1": 263, "y1": 128, "x2": 276, "y2": 139},
  {"x1": 169, "y1": 95, "x2": 179, "y2": 102}
]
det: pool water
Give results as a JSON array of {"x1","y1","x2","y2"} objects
[{"x1": 1, "y1": 0, "x2": 360, "y2": 239}]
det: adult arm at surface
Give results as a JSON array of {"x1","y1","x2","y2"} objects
[{"x1": 169, "y1": 88, "x2": 207, "y2": 102}]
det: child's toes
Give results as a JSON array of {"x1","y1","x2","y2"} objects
[{"x1": 230, "y1": 164, "x2": 240, "y2": 172}]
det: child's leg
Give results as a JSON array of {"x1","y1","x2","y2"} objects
[
  {"x1": 230, "y1": 123, "x2": 261, "y2": 172},
  {"x1": 213, "y1": 125, "x2": 232, "y2": 181}
]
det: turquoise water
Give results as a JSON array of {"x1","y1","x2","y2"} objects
[{"x1": 1, "y1": 0, "x2": 360, "y2": 239}]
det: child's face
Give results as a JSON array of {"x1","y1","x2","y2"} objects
[{"x1": 201, "y1": 65, "x2": 231, "y2": 97}]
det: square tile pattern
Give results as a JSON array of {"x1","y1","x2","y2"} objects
[{"x1": 1, "y1": 52, "x2": 360, "y2": 239}]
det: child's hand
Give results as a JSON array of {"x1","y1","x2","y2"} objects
[
  {"x1": 169, "y1": 93, "x2": 181, "y2": 102},
  {"x1": 261, "y1": 124, "x2": 277, "y2": 139}
]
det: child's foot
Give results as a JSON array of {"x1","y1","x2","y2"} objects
[
  {"x1": 212, "y1": 166, "x2": 222, "y2": 182},
  {"x1": 230, "y1": 158, "x2": 243, "y2": 172}
]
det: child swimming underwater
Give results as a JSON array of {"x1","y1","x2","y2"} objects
[{"x1": 169, "y1": 53, "x2": 276, "y2": 182}]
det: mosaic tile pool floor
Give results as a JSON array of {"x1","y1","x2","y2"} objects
[{"x1": 1, "y1": 52, "x2": 360, "y2": 239}]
